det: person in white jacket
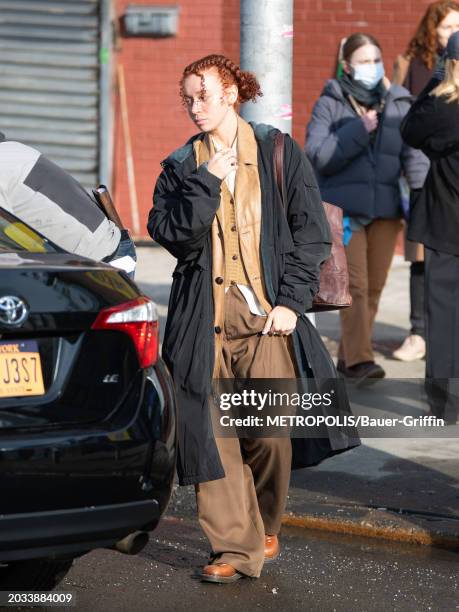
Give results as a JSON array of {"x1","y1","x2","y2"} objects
[{"x1": 0, "y1": 132, "x2": 136, "y2": 275}]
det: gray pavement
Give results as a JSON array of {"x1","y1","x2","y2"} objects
[
  {"x1": 53, "y1": 516, "x2": 458, "y2": 612},
  {"x1": 16, "y1": 247, "x2": 457, "y2": 612},
  {"x1": 135, "y1": 247, "x2": 459, "y2": 547}
]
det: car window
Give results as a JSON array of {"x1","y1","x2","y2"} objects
[{"x1": 0, "y1": 208, "x2": 58, "y2": 253}]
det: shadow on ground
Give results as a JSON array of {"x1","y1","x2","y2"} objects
[{"x1": 316, "y1": 311, "x2": 410, "y2": 357}]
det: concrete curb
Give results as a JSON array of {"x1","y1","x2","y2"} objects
[{"x1": 281, "y1": 508, "x2": 459, "y2": 551}]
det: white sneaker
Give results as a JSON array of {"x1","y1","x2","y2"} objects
[{"x1": 392, "y1": 334, "x2": 426, "y2": 361}]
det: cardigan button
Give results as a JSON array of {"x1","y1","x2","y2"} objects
[
  {"x1": 231, "y1": 225, "x2": 236, "y2": 232},
  {"x1": 215, "y1": 276, "x2": 224, "y2": 285},
  {"x1": 232, "y1": 254, "x2": 238, "y2": 260},
  {"x1": 214, "y1": 326, "x2": 222, "y2": 334},
  {"x1": 230, "y1": 280, "x2": 236, "y2": 286}
]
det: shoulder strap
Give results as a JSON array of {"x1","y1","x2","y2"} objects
[{"x1": 273, "y1": 132, "x2": 286, "y2": 210}]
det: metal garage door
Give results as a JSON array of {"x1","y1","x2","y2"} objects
[{"x1": 0, "y1": 0, "x2": 109, "y2": 188}]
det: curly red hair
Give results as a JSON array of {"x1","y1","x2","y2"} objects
[
  {"x1": 405, "y1": 1, "x2": 459, "y2": 69},
  {"x1": 179, "y1": 54, "x2": 262, "y2": 107}
]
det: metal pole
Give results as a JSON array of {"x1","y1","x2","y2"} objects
[
  {"x1": 99, "y1": 0, "x2": 112, "y2": 188},
  {"x1": 240, "y1": 0, "x2": 317, "y2": 324},
  {"x1": 240, "y1": 0, "x2": 293, "y2": 135}
]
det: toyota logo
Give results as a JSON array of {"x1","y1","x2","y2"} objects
[{"x1": 0, "y1": 296, "x2": 29, "y2": 326}]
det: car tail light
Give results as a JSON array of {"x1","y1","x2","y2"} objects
[{"x1": 91, "y1": 297, "x2": 159, "y2": 368}]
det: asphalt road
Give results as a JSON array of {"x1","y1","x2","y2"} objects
[
  {"x1": 41, "y1": 515, "x2": 458, "y2": 612},
  {"x1": 5, "y1": 249, "x2": 454, "y2": 612}
]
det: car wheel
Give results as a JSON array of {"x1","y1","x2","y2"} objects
[{"x1": 0, "y1": 558, "x2": 74, "y2": 591}]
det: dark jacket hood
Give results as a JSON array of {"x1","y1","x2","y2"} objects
[
  {"x1": 0, "y1": 132, "x2": 5, "y2": 143},
  {"x1": 161, "y1": 122, "x2": 280, "y2": 167}
]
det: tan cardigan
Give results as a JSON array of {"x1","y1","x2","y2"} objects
[{"x1": 194, "y1": 116, "x2": 272, "y2": 377}]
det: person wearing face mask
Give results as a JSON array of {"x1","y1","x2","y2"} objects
[
  {"x1": 392, "y1": 1, "x2": 459, "y2": 363},
  {"x1": 305, "y1": 33, "x2": 429, "y2": 385}
]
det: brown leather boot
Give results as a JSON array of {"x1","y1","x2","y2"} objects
[
  {"x1": 200, "y1": 563, "x2": 244, "y2": 583},
  {"x1": 264, "y1": 535, "x2": 280, "y2": 561}
]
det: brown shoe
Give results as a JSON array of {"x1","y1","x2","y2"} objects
[
  {"x1": 200, "y1": 563, "x2": 244, "y2": 584},
  {"x1": 264, "y1": 535, "x2": 280, "y2": 562}
]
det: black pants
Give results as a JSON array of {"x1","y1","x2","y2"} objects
[
  {"x1": 424, "y1": 248, "x2": 459, "y2": 424},
  {"x1": 410, "y1": 261, "x2": 425, "y2": 337}
]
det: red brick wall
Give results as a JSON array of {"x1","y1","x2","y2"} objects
[
  {"x1": 112, "y1": 0, "x2": 237, "y2": 235},
  {"x1": 112, "y1": 0, "x2": 433, "y2": 237}
]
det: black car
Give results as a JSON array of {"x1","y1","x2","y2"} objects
[{"x1": 0, "y1": 208, "x2": 176, "y2": 590}]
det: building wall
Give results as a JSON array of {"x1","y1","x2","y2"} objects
[
  {"x1": 112, "y1": 0, "x2": 434, "y2": 236},
  {"x1": 112, "y1": 0, "x2": 238, "y2": 233}
]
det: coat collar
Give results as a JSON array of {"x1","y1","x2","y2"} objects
[
  {"x1": 236, "y1": 115, "x2": 258, "y2": 165},
  {"x1": 161, "y1": 116, "x2": 263, "y2": 168},
  {"x1": 160, "y1": 133, "x2": 203, "y2": 168},
  {"x1": 194, "y1": 115, "x2": 259, "y2": 166}
]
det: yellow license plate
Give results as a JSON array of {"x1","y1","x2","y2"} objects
[{"x1": 0, "y1": 340, "x2": 45, "y2": 398}]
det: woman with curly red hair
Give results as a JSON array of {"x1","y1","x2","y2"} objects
[
  {"x1": 393, "y1": 1, "x2": 459, "y2": 362},
  {"x1": 395, "y1": 1, "x2": 459, "y2": 91},
  {"x1": 148, "y1": 54, "x2": 358, "y2": 583}
]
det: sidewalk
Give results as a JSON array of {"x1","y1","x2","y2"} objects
[{"x1": 135, "y1": 247, "x2": 459, "y2": 550}]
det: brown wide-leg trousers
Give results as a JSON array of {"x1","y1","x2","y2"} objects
[
  {"x1": 195, "y1": 286, "x2": 297, "y2": 578},
  {"x1": 338, "y1": 218, "x2": 402, "y2": 367}
]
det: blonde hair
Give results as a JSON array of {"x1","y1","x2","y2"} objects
[{"x1": 431, "y1": 59, "x2": 459, "y2": 103}]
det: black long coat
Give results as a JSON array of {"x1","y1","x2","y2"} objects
[
  {"x1": 401, "y1": 78, "x2": 459, "y2": 256},
  {"x1": 148, "y1": 123, "x2": 360, "y2": 486}
]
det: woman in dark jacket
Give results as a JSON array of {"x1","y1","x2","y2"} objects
[
  {"x1": 392, "y1": 0, "x2": 459, "y2": 363},
  {"x1": 306, "y1": 33, "x2": 429, "y2": 384},
  {"x1": 401, "y1": 32, "x2": 459, "y2": 425},
  {"x1": 148, "y1": 54, "x2": 359, "y2": 583}
]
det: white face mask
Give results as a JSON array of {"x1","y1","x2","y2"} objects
[{"x1": 351, "y1": 62, "x2": 385, "y2": 90}]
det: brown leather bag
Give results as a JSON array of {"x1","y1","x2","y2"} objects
[{"x1": 273, "y1": 132, "x2": 352, "y2": 312}]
